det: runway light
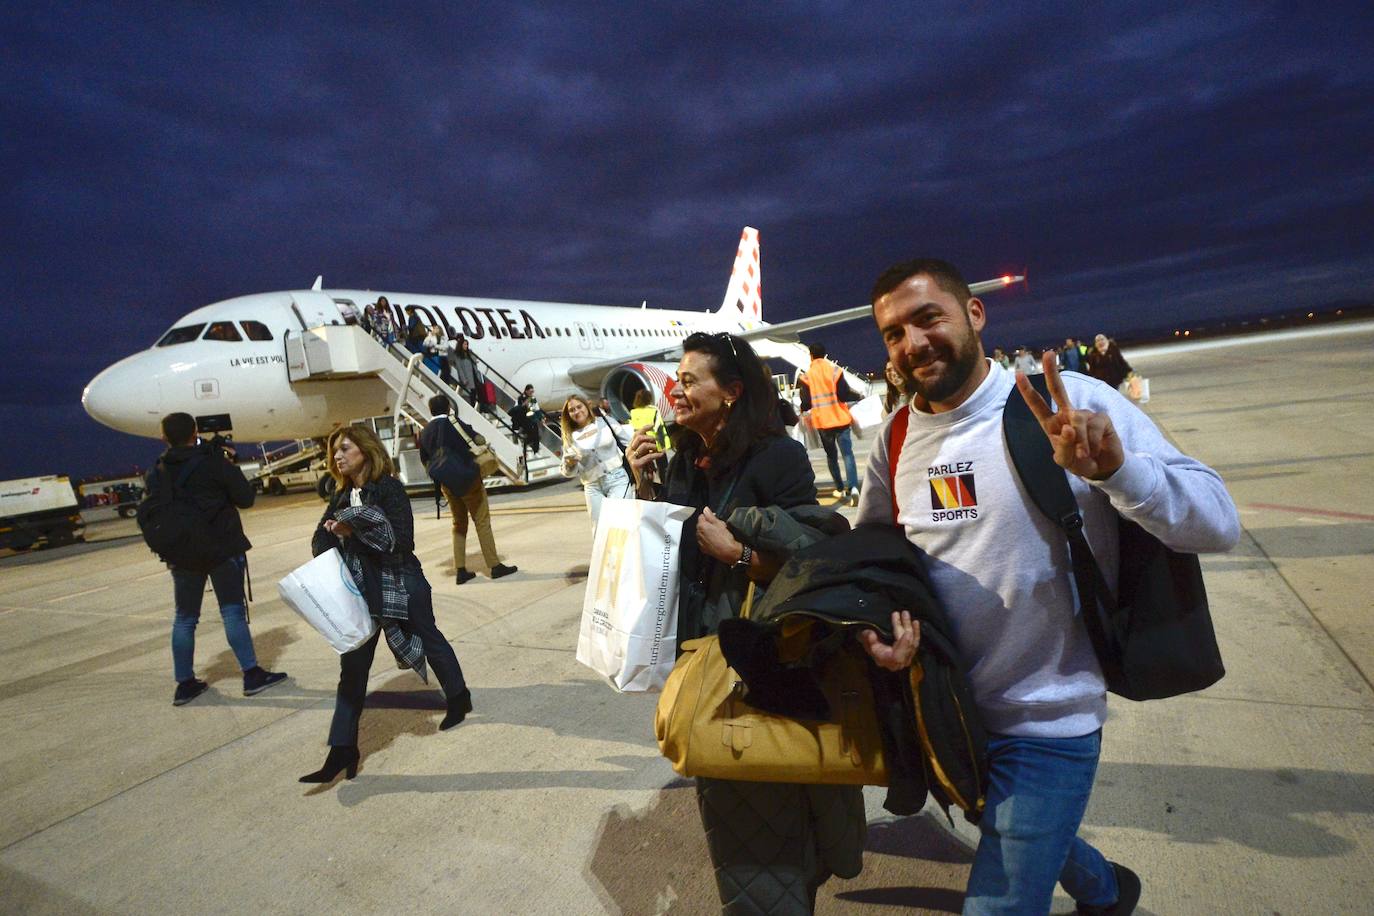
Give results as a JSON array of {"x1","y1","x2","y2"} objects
[
  {"x1": 1002, "y1": 275, "x2": 1012, "y2": 284},
  {"x1": 1184, "y1": 330, "x2": 1191, "y2": 337},
  {"x1": 1174, "y1": 330, "x2": 1182, "y2": 336},
  {"x1": 1307, "y1": 312, "x2": 1315, "y2": 318}
]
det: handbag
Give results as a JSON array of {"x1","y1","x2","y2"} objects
[
  {"x1": 1003, "y1": 375, "x2": 1223, "y2": 700},
  {"x1": 576, "y1": 498, "x2": 695, "y2": 691},
  {"x1": 848, "y1": 394, "x2": 885, "y2": 440},
  {"x1": 277, "y1": 547, "x2": 377, "y2": 654},
  {"x1": 599, "y1": 415, "x2": 634, "y2": 478},
  {"x1": 654, "y1": 582, "x2": 889, "y2": 785}
]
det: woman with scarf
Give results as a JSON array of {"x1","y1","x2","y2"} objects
[
  {"x1": 627, "y1": 332, "x2": 864, "y2": 914},
  {"x1": 299, "y1": 424, "x2": 473, "y2": 784}
]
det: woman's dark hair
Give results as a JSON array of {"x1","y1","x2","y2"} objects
[{"x1": 679, "y1": 332, "x2": 780, "y2": 474}]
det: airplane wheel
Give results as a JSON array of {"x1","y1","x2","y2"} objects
[
  {"x1": 316, "y1": 475, "x2": 336, "y2": 501},
  {"x1": 267, "y1": 478, "x2": 287, "y2": 496}
]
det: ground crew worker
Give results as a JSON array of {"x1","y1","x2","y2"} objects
[{"x1": 797, "y1": 341, "x2": 860, "y2": 505}]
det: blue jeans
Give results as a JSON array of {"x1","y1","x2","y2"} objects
[
  {"x1": 818, "y1": 426, "x2": 858, "y2": 492},
  {"x1": 963, "y1": 731, "x2": 1119, "y2": 915},
  {"x1": 171, "y1": 555, "x2": 257, "y2": 682}
]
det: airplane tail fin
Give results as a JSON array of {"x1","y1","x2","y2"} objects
[{"x1": 716, "y1": 227, "x2": 762, "y2": 323}]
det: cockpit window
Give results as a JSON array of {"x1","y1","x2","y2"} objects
[
  {"x1": 203, "y1": 322, "x2": 243, "y2": 342},
  {"x1": 240, "y1": 321, "x2": 273, "y2": 341},
  {"x1": 156, "y1": 324, "x2": 206, "y2": 347}
]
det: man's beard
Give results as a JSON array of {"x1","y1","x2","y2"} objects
[{"x1": 903, "y1": 330, "x2": 982, "y2": 405}]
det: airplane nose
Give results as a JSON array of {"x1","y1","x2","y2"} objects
[{"x1": 83, "y1": 356, "x2": 164, "y2": 438}]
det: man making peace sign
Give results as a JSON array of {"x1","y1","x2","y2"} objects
[{"x1": 854, "y1": 259, "x2": 1240, "y2": 915}]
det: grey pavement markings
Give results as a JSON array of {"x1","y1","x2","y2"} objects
[{"x1": 1, "y1": 323, "x2": 1372, "y2": 913}]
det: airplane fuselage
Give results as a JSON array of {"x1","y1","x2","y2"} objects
[{"x1": 83, "y1": 288, "x2": 748, "y2": 441}]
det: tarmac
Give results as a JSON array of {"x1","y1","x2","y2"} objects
[{"x1": 1, "y1": 322, "x2": 1372, "y2": 915}]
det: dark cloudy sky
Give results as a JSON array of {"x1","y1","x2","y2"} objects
[{"x1": 3, "y1": 2, "x2": 1372, "y2": 481}]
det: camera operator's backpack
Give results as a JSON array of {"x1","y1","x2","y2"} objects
[{"x1": 136, "y1": 455, "x2": 225, "y2": 573}]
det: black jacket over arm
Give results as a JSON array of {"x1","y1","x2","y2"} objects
[{"x1": 311, "y1": 476, "x2": 418, "y2": 568}]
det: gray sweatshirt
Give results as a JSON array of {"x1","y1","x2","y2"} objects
[{"x1": 856, "y1": 362, "x2": 1239, "y2": 737}]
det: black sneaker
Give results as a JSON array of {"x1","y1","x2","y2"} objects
[
  {"x1": 456, "y1": 568, "x2": 477, "y2": 585},
  {"x1": 173, "y1": 678, "x2": 208, "y2": 706},
  {"x1": 1077, "y1": 862, "x2": 1141, "y2": 915},
  {"x1": 491, "y1": 563, "x2": 518, "y2": 579},
  {"x1": 242, "y1": 667, "x2": 288, "y2": 697}
]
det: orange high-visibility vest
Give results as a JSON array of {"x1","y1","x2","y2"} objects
[{"x1": 802, "y1": 358, "x2": 852, "y2": 430}]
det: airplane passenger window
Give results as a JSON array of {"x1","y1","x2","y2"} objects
[
  {"x1": 240, "y1": 321, "x2": 274, "y2": 341},
  {"x1": 156, "y1": 324, "x2": 207, "y2": 346},
  {"x1": 203, "y1": 322, "x2": 243, "y2": 342},
  {"x1": 577, "y1": 327, "x2": 585, "y2": 336}
]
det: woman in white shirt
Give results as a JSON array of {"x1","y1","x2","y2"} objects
[{"x1": 560, "y1": 395, "x2": 633, "y2": 527}]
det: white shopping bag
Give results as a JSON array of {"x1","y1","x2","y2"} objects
[
  {"x1": 576, "y1": 497, "x2": 694, "y2": 692},
  {"x1": 277, "y1": 547, "x2": 377, "y2": 654},
  {"x1": 848, "y1": 395, "x2": 885, "y2": 439}
]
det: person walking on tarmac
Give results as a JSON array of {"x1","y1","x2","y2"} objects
[
  {"x1": 301, "y1": 423, "x2": 474, "y2": 784},
  {"x1": 856, "y1": 258, "x2": 1239, "y2": 914},
  {"x1": 418, "y1": 394, "x2": 518, "y2": 585},
  {"x1": 797, "y1": 341, "x2": 861, "y2": 506},
  {"x1": 148, "y1": 412, "x2": 287, "y2": 706}
]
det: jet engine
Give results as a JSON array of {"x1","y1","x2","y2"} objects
[{"x1": 599, "y1": 361, "x2": 678, "y2": 421}]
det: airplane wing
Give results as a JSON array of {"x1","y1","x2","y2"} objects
[
  {"x1": 733, "y1": 274, "x2": 1025, "y2": 344},
  {"x1": 565, "y1": 274, "x2": 1024, "y2": 388}
]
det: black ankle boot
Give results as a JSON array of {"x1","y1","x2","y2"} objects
[
  {"x1": 440, "y1": 689, "x2": 473, "y2": 730},
  {"x1": 299, "y1": 745, "x2": 359, "y2": 783}
]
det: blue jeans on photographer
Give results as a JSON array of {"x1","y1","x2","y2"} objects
[
  {"x1": 171, "y1": 554, "x2": 257, "y2": 682},
  {"x1": 963, "y1": 730, "x2": 1120, "y2": 915}
]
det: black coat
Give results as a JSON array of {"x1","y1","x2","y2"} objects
[
  {"x1": 312, "y1": 475, "x2": 421, "y2": 573},
  {"x1": 718, "y1": 524, "x2": 988, "y2": 819},
  {"x1": 659, "y1": 434, "x2": 816, "y2": 642},
  {"x1": 149, "y1": 443, "x2": 254, "y2": 557}
]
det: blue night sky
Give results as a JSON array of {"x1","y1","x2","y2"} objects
[{"x1": 3, "y1": 2, "x2": 1371, "y2": 480}]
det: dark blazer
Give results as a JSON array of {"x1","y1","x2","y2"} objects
[
  {"x1": 312, "y1": 475, "x2": 419, "y2": 570},
  {"x1": 660, "y1": 434, "x2": 817, "y2": 642},
  {"x1": 150, "y1": 442, "x2": 254, "y2": 557},
  {"x1": 417, "y1": 415, "x2": 473, "y2": 466}
]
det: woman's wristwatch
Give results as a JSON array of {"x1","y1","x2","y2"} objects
[{"x1": 732, "y1": 544, "x2": 752, "y2": 569}]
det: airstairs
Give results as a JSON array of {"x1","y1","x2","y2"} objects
[{"x1": 283, "y1": 324, "x2": 562, "y2": 487}]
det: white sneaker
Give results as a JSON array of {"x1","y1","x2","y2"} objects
[
  {"x1": 831, "y1": 489, "x2": 846, "y2": 499},
  {"x1": 847, "y1": 489, "x2": 860, "y2": 507}
]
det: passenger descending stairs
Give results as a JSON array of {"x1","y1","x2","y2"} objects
[{"x1": 283, "y1": 324, "x2": 562, "y2": 485}]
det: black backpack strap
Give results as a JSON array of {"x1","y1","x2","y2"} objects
[
  {"x1": 169, "y1": 454, "x2": 207, "y2": 495},
  {"x1": 1002, "y1": 376, "x2": 1124, "y2": 685}
]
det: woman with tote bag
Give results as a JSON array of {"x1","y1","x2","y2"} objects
[
  {"x1": 627, "y1": 332, "x2": 865, "y2": 914},
  {"x1": 298, "y1": 423, "x2": 473, "y2": 784}
]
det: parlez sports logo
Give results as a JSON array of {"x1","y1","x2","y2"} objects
[{"x1": 928, "y1": 461, "x2": 978, "y2": 521}]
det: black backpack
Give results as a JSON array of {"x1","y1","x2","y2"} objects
[
  {"x1": 136, "y1": 455, "x2": 226, "y2": 573},
  {"x1": 423, "y1": 419, "x2": 480, "y2": 495},
  {"x1": 1002, "y1": 374, "x2": 1225, "y2": 700}
]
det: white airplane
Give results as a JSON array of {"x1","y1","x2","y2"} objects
[{"x1": 82, "y1": 228, "x2": 1023, "y2": 442}]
